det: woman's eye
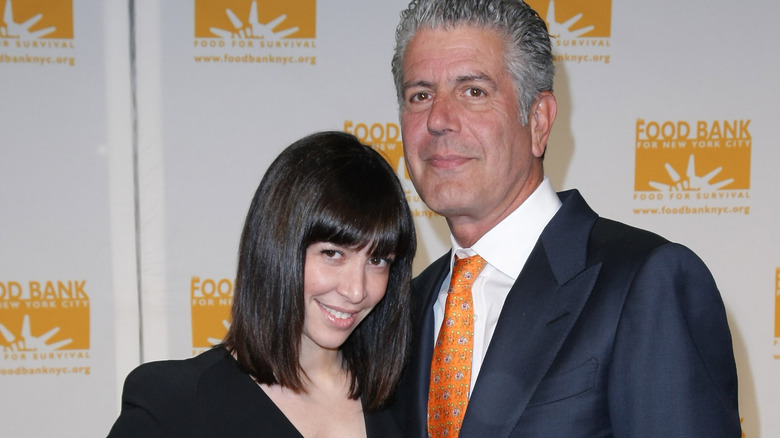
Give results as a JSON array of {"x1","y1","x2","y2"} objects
[
  {"x1": 368, "y1": 257, "x2": 392, "y2": 267},
  {"x1": 321, "y1": 249, "x2": 341, "y2": 258}
]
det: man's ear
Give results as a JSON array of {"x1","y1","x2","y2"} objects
[{"x1": 531, "y1": 91, "x2": 557, "y2": 158}]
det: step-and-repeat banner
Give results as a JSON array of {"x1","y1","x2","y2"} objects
[{"x1": 1, "y1": 0, "x2": 778, "y2": 436}]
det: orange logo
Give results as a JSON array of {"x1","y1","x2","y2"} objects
[
  {"x1": 526, "y1": 0, "x2": 611, "y2": 38},
  {"x1": 1, "y1": 280, "x2": 90, "y2": 359},
  {"x1": 344, "y1": 120, "x2": 405, "y2": 179},
  {"x1": 194, "y1": 0, "x2": 315, "y2": 39},
  {"x1": 635, "y1": 119, "x2": 752, "y2": 192},
  {"x1": 0, "y1": 0, "x2": 73, "y2": 39},
  {"x1": 190, "y1": 276, "x2": 233, "y2": 352},
  {"x1": 343, "y1": 120, "x2": 437, "y2": 220}
]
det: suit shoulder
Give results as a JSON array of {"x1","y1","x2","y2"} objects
[
  {"x1": 585, "y1": 217, "x2": 719, "y2": 292},
  {"x1": 588, "y1": 218, "x2": 719, "y2": 310},
  {"x1": 588, "y1": 217, "x2": 670, "y2": 261},
  {"x1": 590, "y1": 217, "x2": 710, "y2": 267}
]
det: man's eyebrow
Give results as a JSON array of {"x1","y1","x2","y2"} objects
[
  {"x1": 454, "y1": 73, "x2": 497, "y2": 89},
  {"x1": 402, "y1": 80, "x2": 434, "y2": 92},
  {"x1": 401, "y1": 74, "x2": 497, "y2": 93}
]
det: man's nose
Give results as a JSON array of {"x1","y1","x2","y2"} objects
[{"x1": 427, "y1": 95, "x2": 460, "y2": 135}]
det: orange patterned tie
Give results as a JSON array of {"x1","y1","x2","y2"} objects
[{"x1": 428, "y1": 254, "x2": 486, "y2": 437}]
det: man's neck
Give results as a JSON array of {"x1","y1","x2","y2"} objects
[{"x1": 448, "y1": 175, "x2": 544, "y2": 248}]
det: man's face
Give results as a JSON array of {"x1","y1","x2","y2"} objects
[{"x1": 401, "y1": 26, "x2": 547, "y2": 241}]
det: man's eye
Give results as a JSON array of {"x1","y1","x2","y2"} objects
[
  {"x1": 409, "y1": 91, "x2": 430, "y2": 103},
  {"x1": 465, "y1": 87, "x2": 485, "y2": 97}
]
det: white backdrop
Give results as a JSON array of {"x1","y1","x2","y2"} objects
[{"x1": 0, "y1": 0, "x2": 778, "y2": 436}]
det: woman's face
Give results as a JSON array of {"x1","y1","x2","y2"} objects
[{"x1": 300, "y1": 242, "x2": 393, "y2": 355}]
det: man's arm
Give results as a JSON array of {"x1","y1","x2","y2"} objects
[{"x1": 608, "y1": 243, "x2": 740, "y2": 437}]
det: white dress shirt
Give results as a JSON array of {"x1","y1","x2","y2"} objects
[{"x1": 432, "y1": 177, "x2": 562, "y2": 393}]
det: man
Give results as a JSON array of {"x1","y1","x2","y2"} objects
[{"x1": 390, "y1": 1, "x2": 741, "y2": 437}]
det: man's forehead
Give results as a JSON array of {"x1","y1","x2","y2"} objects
[{"x1": 402, "y1": 27, "x2": 507, "y2": 83}]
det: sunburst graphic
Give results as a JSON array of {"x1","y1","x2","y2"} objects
[
  {"x1": 207, "y1": 319, "x2": 231, "y2": 346},
  {"x1": 210, "y1": 0, "x2": 298, "y2": 39},
  {"x1": 545, "y1": 0, "x2": 594, "y2": 38},
  {"x1": 648, "y1": 154, "x2": 734, "y2": 192},
  {"x1": 0, "y1": 315, "x2": 73, "y2": 352},
  {"x1": 0, "y1": 0, "x2": 56, "y2": 39}
]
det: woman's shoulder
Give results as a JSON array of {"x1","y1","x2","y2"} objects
[
  {"x1": 108, "y1": 348, "x2": 236, "y2": 437},
  {"x1": 128, "y1": 347, "x2": 231, "y2": 386}
]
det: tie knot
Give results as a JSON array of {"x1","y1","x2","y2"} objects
[{"x1": 449, "y1": 255, "x2": 486, "y2": 294}]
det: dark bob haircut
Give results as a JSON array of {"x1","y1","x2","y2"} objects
[{"x1": 223, "y1": 131, "x2": 416, "y2": 411}]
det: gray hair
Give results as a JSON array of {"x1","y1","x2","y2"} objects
[{"x1": 391, "y1": 0, "x2": 554, "y2": 125}]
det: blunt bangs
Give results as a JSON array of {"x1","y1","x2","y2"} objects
[{"x1": 301, "y1": 151, "x2": 414, "y2": 262}]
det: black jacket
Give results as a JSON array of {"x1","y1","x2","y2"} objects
[{"x1": 109, "y1": 347, "x2": 403, "y2": 437}]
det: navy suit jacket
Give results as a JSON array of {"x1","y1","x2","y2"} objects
[{"x1": 393, "y1": 190, "x2": 740, "y2": 437}]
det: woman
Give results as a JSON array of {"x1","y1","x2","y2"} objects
[{"x1": 108, "y1": 131, "x2": 416, "y2": 437}]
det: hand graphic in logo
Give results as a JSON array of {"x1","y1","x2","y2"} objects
[
  {"x1": 545, "y1": 0, "x2": 594, "y2": 38},
  {"x1": 210, "y1": 0, "x2": 298, "y2": 39},
  {"x1": 0, "y1": 0, "x2": 56, "y2": 39},
  {"x1": 207, "y1": 319, "x2": 231, "y2": 346},
  {"x1": 0, "y1": 314, "x2": 72, "y2": 352},
  {"x1": 648, "y1": 154, "x2": 734, "y2": 192}
]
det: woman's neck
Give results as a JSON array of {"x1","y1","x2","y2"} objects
[{"x1": 297, "y1": 341, "x2": 348, "y2": 391}]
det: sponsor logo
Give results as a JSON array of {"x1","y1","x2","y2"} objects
[
  {"x1": 0, "y1": 0, "x2": 75, "y2": 66},
  {"x1": 0, "y1": 279, "x2": 90, "y2": 366},
  {"x1": 0, "y1": 0, "x2": 73, "y2": 39},
  {"x1": 191, "y1": 276, "x2": 233, "y2": 355},
  {"x1": 343, "y1": 120, "x2": 438, "y2": 219},
  {"x1": 193, "y1": 0, "x2": 317, "y2": 66},
  {"x1": 526, "y1": 0, "x2": 612, "y2": 64},
  {"x1": 633, "y1": 118, "x2": 751, "y2": 216}
]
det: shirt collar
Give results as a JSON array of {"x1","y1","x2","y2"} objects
[{"x1": 450, "y1": 176, "x2": 562, "y2": 280}]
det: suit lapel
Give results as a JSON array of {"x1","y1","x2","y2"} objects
[
  {"x1": 406, "y1": 253, "x2": 451, "y2": 437},
  {"x1": 460, "y1": 190, "x2": 601, "y2": 437}
]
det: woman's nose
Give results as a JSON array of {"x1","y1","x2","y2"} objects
[{"x1": 337, "y1": 264, "x2": 366, "y2": 303}]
